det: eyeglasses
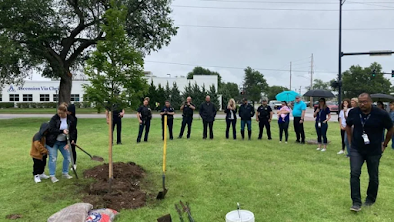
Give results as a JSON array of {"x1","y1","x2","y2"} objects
[{"x1": 358, "y1": 100, "x2": 370, "y2": 104}]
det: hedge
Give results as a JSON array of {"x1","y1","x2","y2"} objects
[
  {"x1": 0, "y1": 103, "x2": 15, "y2": 108},
  {"x1": 17, "y1": 102, "x2": 57, "y2": 108}
]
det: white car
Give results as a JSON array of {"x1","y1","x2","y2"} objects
[{"x1": 269, "y1": 100, "x2": 282, "y2": 110}]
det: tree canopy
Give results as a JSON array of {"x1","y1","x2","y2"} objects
[
  {"x1": 187, "y1": 66, "x2": 223, "y2": 89},
  {"x1": 266, "y1": 86, "x2": 289, "y2": 101},
  {"x1": 0, "y1": 0, "x2": 177, "y2": 103},
  {"x1": 243, "y1": 67, "x2": 268, "y2": 103}
]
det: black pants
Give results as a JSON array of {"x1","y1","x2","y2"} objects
[
  {"x1": 32, "y1": 156, "x2": 47, "y2": 175},
  {"x1": 179, "y1": 117, "x2": 193, "y2": 138},
  {"x1": 258, "y1": 119, "x2": 272, "y2": 139},
  {"x1": 350, "y1": 149, "x2": 381, "y2": 206},
  {"x1": 112, "y1": 117, "x2": 122, "y2": 144},
  {"x1": 162, "y1": 118, "x2": 174, "y2": 140},
  {"x1": 137, "y1": 120, "x2": 151, "y2": 142},
  {"x1": 203, "y1": 120, "x2": 214, "y2": 139},
  {"x1": 340, "y1": 129, "x2": 346, "y2": 151},
  {"x1": 279, "y1": 122, "x2": 289, "y2": 142},
  {"x1": 226, "y1": 119, "x2": 237, "y2": 139},
  {"x1": 71, "y1": 144, "x2": 77, "y2": 165},
  {"x1": 293, "y1": 117, "x2": 305, "y2": 142}
]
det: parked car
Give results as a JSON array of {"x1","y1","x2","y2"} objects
[
  {"x1": 314, "y1": 101, "x2": 338, "y2": 114},
  {"x1": 269, "y1": 100, "x2": 282, "y2": 110}
]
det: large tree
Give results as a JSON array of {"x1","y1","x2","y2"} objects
[
  {"x1": 0, "y1": 0, "x2": 177, "y2": 104},
  {"x1": 305, "y1": 79, "x2": 331, "y2": 91},
  {"x1": 170, "y1": 82, "x2": 182, "y2": 109},
  {"x1": 266, "y1": 86, "x2": 289, "y2": 101},
  {"x1": 243, "y1": 67, "x2": 268, "y2": 104},
  {"x1": 342, "y1": 62, "x2": 391, "y2": 99},
  {"x1": 187, "y1": 66, "x2": 223, "y2": 89}
]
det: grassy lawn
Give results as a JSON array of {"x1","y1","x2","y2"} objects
[
  {"x1": 1, "y1": 118, "x2": 394, "y2": 221},
  {"x1": 0, "y1": 108, "x2": 135, "y2": 114}
]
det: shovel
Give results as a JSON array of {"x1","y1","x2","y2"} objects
[
  {"x1": 180, "y1": 201, "x2": 195, "y2": 222},
  {"x1": 157, "y1": 115, "x2": 168, "y2": 199},
  {"x1": 66, "y1": 132, "x2": 78, "y2": 179},
  {"x1": 75, "y1": 144, "x2": 104, "y2": 162}
]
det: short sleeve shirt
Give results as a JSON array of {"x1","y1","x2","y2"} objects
[
  {"x1": 292, "y1": 101, "x2": 307, "y2": 117},
  {"x1": 137, "y1": 105, "x2": 152, "y2": 120},
  {"x1": 346, "y1": 107, "x2": 393, "y2": 155},
  {"x1": 314, "y1": 107, "x2": 330, "y2": 122},
  {"x1": 161, "y1": 106, "x2": 175, "y2": 120},
  {"x1": 257, "y1": 105, "x2": 272, "y2": 119}
]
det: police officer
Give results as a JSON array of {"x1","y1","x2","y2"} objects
[
  {"x1": 106, "y1": 103, "x2": 125, "y2": 145},
  {"x1": 256, "y1": 99, "x2": 273, "y2": 140},
  {"x1": 160, "y1": 100, "x2": 175, "y2": 140},
  {"x1": 239, "y1": 98, "x2": 255, "y2": 140},
  {"x1": 136, "y1": 98, "x2": 152, "y2": 143},
  {"x1": 179, "y1": 96, "x2": 195, "y2": 139}
]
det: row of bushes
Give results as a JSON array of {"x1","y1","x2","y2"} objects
[{"x1": 0, "y1": 102, "x2": 93, "y2": 109}]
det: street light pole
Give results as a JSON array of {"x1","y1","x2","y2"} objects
[{"x1": 338, "y1": 0, "x2": 345, "y2": 104}]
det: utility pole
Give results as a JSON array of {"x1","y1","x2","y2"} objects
[
  {"x1": 290, "y1": 62, "x2": 292, "y2": 90},
  {"x1": 338, "y1": 0, "x2": 344, "y2": 107},
  {"x1": 310, "y1": 53, "x2": 314, "y2": 107}
]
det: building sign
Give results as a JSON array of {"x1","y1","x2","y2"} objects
[{"x1": 7, "y1": 85, "x2": 59, "y2": 92}]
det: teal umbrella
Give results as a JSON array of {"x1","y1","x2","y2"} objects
[{"x1": 275, "y1": 91, "x2": 300, "y2": 102}]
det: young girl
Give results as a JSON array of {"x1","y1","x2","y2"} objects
[
  {"x1": 30, "y1": 122, "x2": 50, "y2": 183},
  {"x1": 338, "y1": 99, "x2": 351, "y2": 155}
]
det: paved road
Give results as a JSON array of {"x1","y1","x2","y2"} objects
[{"x1": 0, "y1": 109, "x2": 338, "y2": 121}]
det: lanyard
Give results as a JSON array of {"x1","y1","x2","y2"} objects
[
  {"x1": 318, "y1": 109, "x2": 323, "y2": 122},
  {"x1": 359, "y1": 113, "x2": 371, "y2": 132}
]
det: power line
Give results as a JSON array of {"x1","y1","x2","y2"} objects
[
  {"x1": 349, "y1": 1, "x2": 394, "y2": 8},
  {"x1": 177, "y1": 24, "x2": 394, "y2": 31},
  {"x1": 172, "y1": 5, "x2": 394, "y2": 11},
  {"x1": 145, "y1": 60, "x2": 338, "y2": 74},
  {"x1": 192, "y1": 0, "x2": 394, "y2": 4}
]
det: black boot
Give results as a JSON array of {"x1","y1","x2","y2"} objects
[
  {"x1": 241, "y1": 130, "x2": 245, "y2": 140},
  {"x1": 248, "y1": 130, "x2": 252, "y2": 140}
]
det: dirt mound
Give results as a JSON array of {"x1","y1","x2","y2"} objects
[
  {"x1": 6, "y1": 214, "x2": 22, "y2": 220},
  {"x1": 83, "y1": 162, "x2": 147, "y2": 210}
]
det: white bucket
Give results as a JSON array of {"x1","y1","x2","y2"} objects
[{"x1": 225, "y1": 210, "x2": 255, "y2": 222}]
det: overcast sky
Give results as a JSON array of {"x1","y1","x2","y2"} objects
[{"x1": 33, "y1": 0, "x2": 394, "y2": 94}]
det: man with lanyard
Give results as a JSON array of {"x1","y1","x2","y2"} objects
[
  {"x1": 346, "y1": 93, "x2": 393, "y2": 212},
  {"x1": 160, "y1": 100, "x2": 175, "y2": 140},
  {"x1": 292, "y1": 95, "x2": 307, "y2": 144},
  {"x1": 239, "y1": 98, "x2": 255, "y2": 140},
  {"x1": 256, "y1": 98, "x2": 273, "y2": 140},
  {"x1": 106, "y1": 103, "x2": 125, "y2": 145},
  {"x1": 136, "y1": 98, "x2": 152, "y2": 143},
  {"x1": 179, "y1": 96, "x2": 195, "y2": 139}
]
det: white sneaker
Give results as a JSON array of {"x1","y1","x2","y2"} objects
[
  {"x1": 337, "y1": 150, "x2": 345, "y2": 155},
  {"x1": 51, "y1": 176, "x2": 59, "y2": 183},
  {"x1": 279, "y1": 141, "x2": 282, "y2": 143},
  {"x1": 39, "y1": 173, "x2": 50, "y2": 179},
  {"x1": 285, "y1": 141, "x2": 288, "y2": 144},
  {"x1": 62, "y1": 173, "x2": 73, "y2": 179},
  {"x1": 321, "y1": 148, "x2": 327, "y2": 152},
  {"x1": 70, "y1": 165, "x2": 77, "y2": 171},
  {"x1": 316, "y1": 148, "x2": 321, "y2": 151},
  {"x1": 34, "y1": 175, "x2": 41, "y2": 183}
]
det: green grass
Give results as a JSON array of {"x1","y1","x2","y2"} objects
[{"x1": 1, "y1": 118, "x2": 394, "y2": 222}]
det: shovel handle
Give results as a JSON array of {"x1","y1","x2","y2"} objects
[{"x1": 75, "y1": 144, "x2": 93, "y2": 159}]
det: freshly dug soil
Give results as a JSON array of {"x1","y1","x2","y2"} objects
[
  {"x1": 6, "y1": 214, "x2": 22, "y2": 220},
  {"x1": 83, "y1": 162, "x2": 147, "y2": 210}
]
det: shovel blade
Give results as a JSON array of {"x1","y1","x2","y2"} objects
[
  {"x1": 157, "y1": 214, "x2": 172, "y2": 222},
  {"x1": 156, "y1": 189, "x2": 168, "y2": 200},
  {"x1": 91, "y1": 156, "x2": 105, "y2": 162}
]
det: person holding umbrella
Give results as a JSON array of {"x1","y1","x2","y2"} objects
[
  {"x1": 314, "y1": 98, "x2": 331, "y2": 152},
  {"x1": 239, "y1": 98, "x2": 255, "y2": 140}
]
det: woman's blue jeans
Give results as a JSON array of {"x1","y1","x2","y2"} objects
[{"x1": 46, "y1": 141, "x2": 70, "y2": 176}]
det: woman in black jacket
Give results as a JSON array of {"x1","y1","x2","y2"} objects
[
  {"x1": 67, "y1": 104, "x2": 78, "y2": 170},
  {"x1": 225, "y1": 99, "x2": 237, "y2": 139},
  {"x1": 46, "y1": 104, "x2": 76, "y2": 183}
]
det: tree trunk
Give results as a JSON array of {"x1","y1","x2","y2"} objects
[{"x1": 58, "y1": 71, "x2": 72, "y2": 105}]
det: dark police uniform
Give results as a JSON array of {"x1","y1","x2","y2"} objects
[
  {"x1": 137, "y1": 105, "x2": 152, "y2": 143},
  {"x1": 257, "y1": 104, "x2": 273, "y2": 140},
  {"x1": 161, "y1": 106, "x2": 175, "y2": 140},
  {"x1": 179, "y1": 102, "x2": 195, "y2": 139},
  {"x1": 111, "y1": 103, "x2": 123, "y2": 144}
]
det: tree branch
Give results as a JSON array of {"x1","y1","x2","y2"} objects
[{"x1": 66, "y1": 32, "x2": 104, "y2": 65}]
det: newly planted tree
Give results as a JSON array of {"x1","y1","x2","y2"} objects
[{"x1": 83, "y1": 1, "x2": 147, "y2": 180}]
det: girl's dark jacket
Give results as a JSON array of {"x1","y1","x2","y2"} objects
[
  {"x1": 46, "y1": 114, "x2": 77, "y2": 147},
  {"x1": 67, "y1": 104, "x2": 78, "y2": 142}
]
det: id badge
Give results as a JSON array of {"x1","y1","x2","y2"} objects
[
  {"x1": 318, "y1": 122, "x2": 321, "y2": 128},
  {"x1": 362, "y1": 133, "x2": 370, "y2": 145}
]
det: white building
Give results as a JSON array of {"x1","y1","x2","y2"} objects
[{"x1": 0, "y1": 73, "x2": 219, "y2": 104}]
